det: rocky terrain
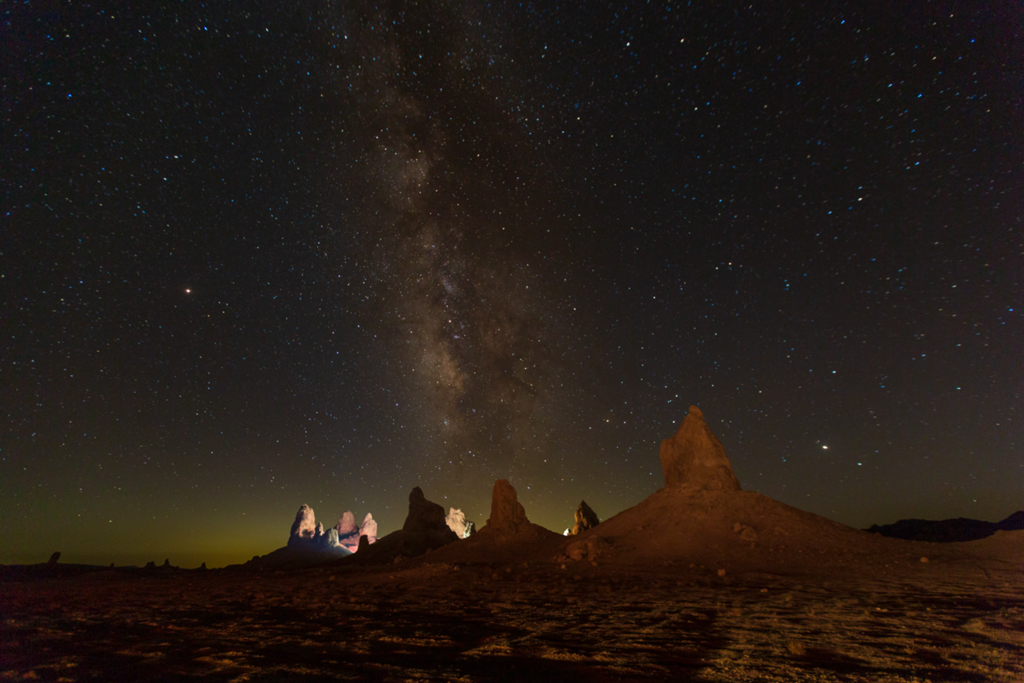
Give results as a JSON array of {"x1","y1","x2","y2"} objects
[{"x1": 2, "y1": 406, "x2": 1021, "y2": 681}]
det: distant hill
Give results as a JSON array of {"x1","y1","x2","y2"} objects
[{"x1": 866, "y1": 511, "x2": 1024, "y2": 543}]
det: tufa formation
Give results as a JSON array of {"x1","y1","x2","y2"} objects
[
  {"x1": 570, "y1": 500, "x2": 600, "y2": 535},
  {"x1": 486, "y1": 479, "x2": 529, "y2": 535},
  {"x1": 659, "y1": 406, "x2": 741, "y2": 491}
]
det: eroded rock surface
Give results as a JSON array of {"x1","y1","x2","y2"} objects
[
  {"x1": 570, "y1": 500, "x2": 600, "y2": 535},
  {"x1": 659, "y1": 406, "x2": 741, "y2": 491},
  {"x1": 288, "y1": 504, "x2": 317, "y2": 546},
  {"x1": 486, "y1": 479, "x2": 528, "y2": 535},
  {"x1": 348, "y1": 488, "x2": 458, "y2": 564},
  {"x1": 359, "y1": 513, "x2": 378, "y2": 543},
  {"x1": 446, "y1": 508, "x2": 474, "y2": 538},
  {"x1": 335, "y1": 511, "x2": 358, "y2": 538},
  {"x1": 404, "y1": 487, "x2": 451, "y2": 535}
]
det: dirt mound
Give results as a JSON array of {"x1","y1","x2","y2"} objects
[{"x1": 570, "y1": 487, "x2": 946, "y2": 577}]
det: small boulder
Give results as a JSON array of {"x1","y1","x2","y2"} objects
[
  {"x1": 570, "y1": 500, "x2": 600, "y2": 535},
  {"x1": 566, "y1": 536, "x2": 610, "y2": 562}
]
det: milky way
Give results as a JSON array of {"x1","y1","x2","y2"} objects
[{"x1": 333, "y1": 1, "x2": 576, "y2": 485}]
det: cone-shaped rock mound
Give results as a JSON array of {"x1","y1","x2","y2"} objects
[{"x1": 659, "y1": 406, "x2": 740, "y2": 491}]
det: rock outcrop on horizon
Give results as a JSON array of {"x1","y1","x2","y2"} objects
[
  {"x1": 359, "y1": 513, "x2": 378, "y2": 543},
  {"x1": 866, "y1": 511, "x2": 1024, "y2": 543},
  {"x1": 485, "y1": 479, "x2": 528, "y2": 535},
  {"x1": 344, "y1": 487, "x2": 459, "y2": 565},
  {"x1": 328, "y1": 511, "x2": 378, "y2": 552},
  {"x1": 404, "y1": 487, "x2": 453, "y2": 535},
  {"x1": 288, "y1": 504, "x2": 317, "y2": 546},
  {"x1": 283, "y1": 504, "x2": 379, "y2": 556},
  {"x1": 335, "y1": 511, "x2": 358, "y2": 537},
  {"x1": 446, "y1": 508, "x2": 475, "y2": 538},
  {"x1": 570, "y1": 500, "x2": 600, "y2": 535},
  {"x1": 659, "y1": 406, "x2": 741, "y2": 491}
]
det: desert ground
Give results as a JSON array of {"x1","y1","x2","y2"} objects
[
  {"x1": 3, "y1": 500, "x2": 1022, "y2": 682},
  {"x1": 4, "y1": 412, "x2": 1021, "y2": 681}
]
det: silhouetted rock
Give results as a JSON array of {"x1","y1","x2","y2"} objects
[
  {"x1": 358, "y1": 534, "x2": 370, "y2": 552},
  {"x1": 47, "y1": 552, "x2": 61, "y2": 566},
  {"x1": 404, "y1": 487, "x2": 451, "y2": 535},
  {"x1": 570, "y1": 500, "x2": 600, "y2": 535},
  {"x1": 998, "y1": 511, "x2": 1024, "y2": 531},
  {"x1": 288, "y1": 504, "x2": 317, "y2": 546},
  {"x1": 359, "y1": 513, "x2": 377, "y2": 543},
  {"x1": 446, "y1": 508, "x2": 473, "y2": 538},
  {"x1": 344, "y1": 488, "x2": 457, "y2": 564},
  {"x1": 866, "y1": 511, "x2": 1024, "y2": 543},
  {"x1": 485, "y1": 479, "x2": 529, "y2": 535},
  {"x1": 659, "y1": 406, "x2": 741, "y2": 491}
]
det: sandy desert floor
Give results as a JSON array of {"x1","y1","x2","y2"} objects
[{"x1": 2, "y1": 556, "x2": 1022, "y2": 682}]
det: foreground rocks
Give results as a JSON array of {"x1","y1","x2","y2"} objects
[{"x1": 659, "y1": 406, "x2": 741, "y2": 491}]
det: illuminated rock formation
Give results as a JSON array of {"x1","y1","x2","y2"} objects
[
  {"x1": 335, "y1": 511, "x2": 358, "y2": 538},
  {"x1": 446, "y1": 508, "x2": 474, "y2": 538},
  {"x1": 570, "y1": 500, "x2": 600, "y2": 535},
  {"x1": 659, "y1": 406, "x2": 741, "y2": 491},
  {"x1": 288, "y1": 504, "x2": 317, "y2": 545},
  {"x1": 359, "y1": 513, "x2": 378, "y2": 543}
]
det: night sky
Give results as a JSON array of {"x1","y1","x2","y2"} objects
[{"x1": 3, "y1": 1, "x2": 1021, "y2": 568}]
